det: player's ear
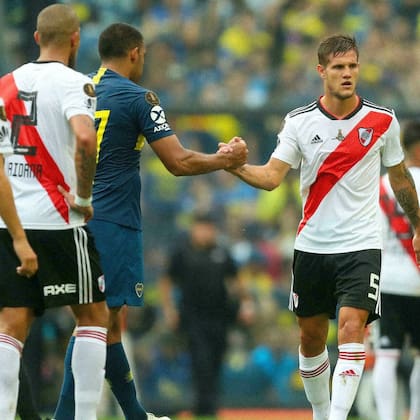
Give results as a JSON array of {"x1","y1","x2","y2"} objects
[
  {"x1": 34, "y1": 31, "x2": 40, "y2": 46},
  {"x1": 317, "y1": 64, "x2": 326, "y2": 79},
  {"x1": 129, "y1": 46, "x2": 139, "y2": 63}
]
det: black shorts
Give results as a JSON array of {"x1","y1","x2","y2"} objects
[
  {"x1": 374, "y1": 293, "x2": 420, "y2": 350},
  {"x1": 0, "y1": 227, "x2": 105, "y2": 316},
  {"x1": 289, "y1": 249, "x2": 381, "y2": 324}
]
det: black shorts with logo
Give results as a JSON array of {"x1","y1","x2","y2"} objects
[
  {"x1": 289, "y1": 249, "x2": 381, "y2": 324},
  {"x1": 374, "y1": 293, "x2": 420, "y2": 350},
  {"x1": 0, "y1": 226, "x2": 105, "y2": 316}
]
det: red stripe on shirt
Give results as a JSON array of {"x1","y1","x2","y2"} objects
[
  {"x1": 1, "y1": 73, "x2": 70, "y2": 223},
  {"x1": 297, "y1": 111, "x2": 392, "y2": 235},
  {"x1": 379, "y1": 177, "x2": 418, "y2": 269}
]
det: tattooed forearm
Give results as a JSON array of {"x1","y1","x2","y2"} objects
[
  {"x1": 75, "y1": 146, "x2": 96, "y2": 196},
  {"x1": 394, "y1": 166, "x2": 420, "y2": 228},
  {"x1": 395, "y1": 187, "x2": 420, "y2": 227}
]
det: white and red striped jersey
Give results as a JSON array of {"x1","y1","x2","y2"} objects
[
  {"x1": 0, "y1": 62, "x2": 96, "y2": 229},
  {"x1": 272, "y1": 97, "x2": 404, "y2": 254},
  {"x1": 0, "y1": 98, "x2": 13, "y2": 156},
  {"x1": 379, "y1": 169, "x2": 420, "y2": 296}
]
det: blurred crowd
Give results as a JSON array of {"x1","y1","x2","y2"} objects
[{"x1": 3, "y1": 0, "x2": 420, "y2": 416}]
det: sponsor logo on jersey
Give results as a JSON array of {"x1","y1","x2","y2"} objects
[
  {"x1": 358, "y1": 127, "x2": 373, "y2": 146},
  {"x1": 150, "y1": 105, "x2": 171, "y2": 132},
  {"x1": 310, "y1": 134, "x2": 322, "y2": 144},
  {"x1": 150, "y1": 105, "x2": 166, "y2": 124},
  {"x1": 145, "y1": 91, "x2": 160, "y2": 106},
  {"x1": 135, "y1": 282, "x2": 144, "y2": 298},
  {"x1": 43, "y1": 284, "x2": 77, "y2": 296}
]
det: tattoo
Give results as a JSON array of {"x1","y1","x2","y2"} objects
[
  {"x1": 395, "y1": 168, "x2": 420, "y2": 228},
  {"x1": 76, "y1": 146, "x2": 95, "y2": 193}
]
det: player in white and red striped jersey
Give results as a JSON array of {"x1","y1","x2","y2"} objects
[
  {"x1": 0, "y1": 4, "x2": 108, "y2": 420},
  {"x1": 372, "y1": 119, "x2": 420, "y2": 420},
  {"x1": 226, "y1": 34, "x2": 420, "y2": 420}
]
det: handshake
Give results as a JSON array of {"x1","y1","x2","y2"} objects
[{"x1": 217, "y1": 136, "x2": 248, "y2": 171}]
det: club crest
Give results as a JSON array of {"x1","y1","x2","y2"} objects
[{"x1": 358, "y1": 128, "x2": 373, "y2": 146}]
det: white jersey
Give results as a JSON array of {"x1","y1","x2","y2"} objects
[
  {"x1": 379, "y1": 169, "x2": 420, "y2": 296},
  {"x1": 0, "y1": 98, "x2": 13, "y2": 156},
  {"x1": 0, "y1": 62, "x2": 96, "y2": 229},
  {"x1": 272, "y1": 97, "x2": 404, "y2": 253}
]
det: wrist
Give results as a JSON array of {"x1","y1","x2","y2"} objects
[{"x1": 74, "y1": 194, "x2": 92, "y2": 207}]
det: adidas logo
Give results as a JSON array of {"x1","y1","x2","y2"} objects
[
  {"x1": 339, "y1": 369, "x2": 358, "y2": 378},
  {"x1": 310, "y1": 134, "x2": 322, "y2": 144}
]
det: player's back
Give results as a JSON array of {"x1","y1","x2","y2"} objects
[{"x1": 0, "y1": 62, "x2": 96, "y2": 229}]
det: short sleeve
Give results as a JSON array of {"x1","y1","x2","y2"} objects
[
  {"x1": 271, "y1": 116, "x2": 301, "y2": 168},
  {"x1": 0, "y1": 98, "x2": 13, "y2": 156},
  {"x1": 62, "y1": 73, "x2": 97, "y2": 121},
  {"x1": 381, "y1": 113, "x2": 404, "y2": 168}
]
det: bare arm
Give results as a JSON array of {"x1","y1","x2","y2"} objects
[
  {"x1": 64, "y1": 115, "x2": 98, "y2": 221},
  {"x1": 150, "y1": 134, "x2": 248, "y2": 176},
  {"x1": 159, "y1": 274, "x2": 180, "y2": 331},
  {"x1": 388, "y1": 161, "x2": 420, "y2": 262},
  {"x1": 0, "y1": 156, "x2": 38, "y2": 276},
  {"x1": 229, "y1": 157, "x2": 292, "y2": 191}
]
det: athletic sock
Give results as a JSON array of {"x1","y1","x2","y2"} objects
[
  {"x1": 17, "y1": 360, "x2": 42, "y2": 420},
  {"x1": 53, "y1": 335, "x2": 75, "y2": 420},
  {"x1": 299, "y1": 346, "x2": 331, "y2": 420},
  {"x1": 72, "y1": 327, "x2": 107, "y2": 420},
  {"x1": 0, "y1": 334, "x2": 23, "y2": 420},
  {"x1": 329, "y1": 343, "x2": 365, "y2": 420},
  {"x1": 106, "y1": 342, "x2": 147, "y2": 420},
  {"x1": 372, "y1": 349, "x2": 399, "y2": 420},
  {"x1": 409, "y1": 355, "x2": 420, "y2": 420}
]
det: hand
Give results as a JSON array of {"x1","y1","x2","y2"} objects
[
  {"x1": 413, "y1": 231, "x2": 420, "y2": 266},
  {"x1": 58, "y1": 185, "x2": 94, "y2": 222},
  {"x1": 13, "y1": 236, "x2": 38, "y2": 277},
  {"x1": 218, "y1": 137, "x2": 248, "y2": 169}
]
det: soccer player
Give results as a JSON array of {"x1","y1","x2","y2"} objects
[
  {"x1": 0, "y1": 4, "x2": 109, "y2": 420},
  {"x1": 372, "y1": 119, "x2": 420, "y2": 420},
  {"x1": 53, "y1": 23, "x2": 247, "y2": 420},
  {"x1": 224, "y1": 34, "x2": 420, "y2": 420}
]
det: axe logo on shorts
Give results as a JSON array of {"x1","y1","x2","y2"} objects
[{"x1": 135, "y1": 282, "x2": 144, "y2": 298}]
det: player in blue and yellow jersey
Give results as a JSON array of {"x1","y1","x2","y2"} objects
[{"x1": 54, "y1": 23, "x2": 248, "y2": 420}]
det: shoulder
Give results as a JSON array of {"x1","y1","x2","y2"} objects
[
  {"x1": 286, "y1": 100, "x2": 318, "y2": 119},
  {"x1": 361, "y1": 98, "x2": 394, "y2": 117}
]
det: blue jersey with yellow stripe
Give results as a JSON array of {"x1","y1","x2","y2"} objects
[{"x1": 89, "y1": 67, "x2": 174, "y2": 230}]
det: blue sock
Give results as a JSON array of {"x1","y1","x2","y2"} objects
[
  {"x1": 53, "y1": 336, "x2": 75, "y2": 420},
  {"x1": 106, "y1": 342, "x2": 147, "y2": 420}
]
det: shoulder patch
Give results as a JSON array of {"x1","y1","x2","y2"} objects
[
  {"x1": 83, "y1": 83, "x2": 96, "y2": 97},
  {"x1": 0, "y1": 105, "x2": 6, "y2": 122},
  {"x1": 145, "y1": 91, "x2": 160, "y2": 106}
]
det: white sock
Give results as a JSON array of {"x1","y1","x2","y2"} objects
[
  {"x1": 72, "y1": 326, "x2": 107, "y2": 420},
  {"x1": 329, "y1": 343, "x2": 365, "y2": 420},
  {"x1": 372, "y1": 349, "x2": 399, "y2": 420},
  {"x1": 0, "y1": 334, "x2": 22, "y2": 420},
  {"x1": 409, "y1": 356, "x2": 420, "y2": 420},
  {"x1": 299, "y1": 346, "x2": 331, "y2": 420}
]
